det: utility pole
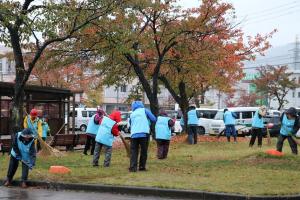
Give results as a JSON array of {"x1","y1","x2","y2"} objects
[{"x1": 293, "y1": 35, "x2": 300, "y2": 70}]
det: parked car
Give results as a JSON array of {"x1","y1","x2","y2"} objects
[
  {"x1": 209, "y1": 107, "x2": 259, "y2": 136},
  {"x1": 174, "y1": 108, "x2": 218, "y2": 134},
  {"x1": 118, "y1": 111, "x2": 131, "y2": 135},
  {"x1": 66, "y1": 107, "x2": 97, "y2": 132}
]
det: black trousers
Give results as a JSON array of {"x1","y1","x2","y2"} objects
[
  {"x1": 188, "y1": 126, "x2": 198, "y2": 144},
  {"x1": 84, "y1": 134, "x2": 96, "y2": 155},
  {"x1": 6, "y1": 156, "x2": 30, "y2": 182},
  {"x1": 129, "y1": 136, "x2": 149, "y2": 171},
  {"x1": 156, "y1": 139, "x2": 170, "y2": 159},
  {"x1": 249, "y1": 128, "x2": 263, "y2": 147},
  {"x1": 276, "y1": 134, "x2": 298, "y2": 155}
]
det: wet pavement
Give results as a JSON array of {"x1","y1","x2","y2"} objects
[{"x1": 0, "y1": 187, "x2": 182, "y2": 200}]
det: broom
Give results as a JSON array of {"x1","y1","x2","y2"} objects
[
  {"x1": 38, "y1": 134, "x2": 64, "y2": 157},
  {"x1": 120, "y1": 133, "x2": 130, "y2": 157},
  {"x1": 266, "y1": 127, "x2": 271, "y2": 146}
]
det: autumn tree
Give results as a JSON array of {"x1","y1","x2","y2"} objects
[
  {"x1": 0, "y1": 0, "x2": 119, "y2": 130},
  {"x1": 253, "y1": 65, "x2": 299, "y2": 110},
  {"x1": 157, "y1": 1, "x2": 274, "y2": 129}
]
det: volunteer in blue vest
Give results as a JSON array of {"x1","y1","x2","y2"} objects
[
  {"x1": 155, "y1": 110, "x2": 175, "y2": 159},
  {"x1": 92, "y1": 110, "x2": 121, "y2": 167},
  {"x1": 23, "y1": 109, "x2": 42, "y2": 138},
  {"x1": 4, "y1": 128, "x2": 36, "y2": 188},
  {"x1": 187, "y1": 105, "x2": 200, "y2": 144},
  {"x1": 249, "y1": 106, "x2": 267, "y2": 147},
  {"x1": 41, "y1": 115, "x2": 50, "y2": 141},
  {"x1": 276, "y1": 107, "x2": 300, "y2": 155},
  {"x1": 129, "y1": 101, "x2": 156, "y2": 172},
  {"x1": 84, "y1": 109, "x2": 105, "y2": 155},
  {"x1": 223, "y1": 108, "x2": 238, "y2": 142}
]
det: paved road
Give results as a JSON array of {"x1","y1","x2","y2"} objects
[{"x1": 0, "y1": 187, "x2": 182, "y2": 200}]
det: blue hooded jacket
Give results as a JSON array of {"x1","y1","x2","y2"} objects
[{"x1": 130, "y1": 101, "x2": 156, "y2": 138}]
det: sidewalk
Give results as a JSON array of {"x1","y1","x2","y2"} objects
[{"x1": 1, "y1": 179, "x2": 300, "y2": 200}]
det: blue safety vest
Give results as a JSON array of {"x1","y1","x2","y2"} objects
[
  {"x1": 130, "y1": 108, "x2": 150, "y2": 135},
  {"x1": 86, "y1": 115, "x2": 100, "y2": 136},
  {"x1": 11, "y1": 132, "x2": 34, "y2": 165},
  {"x1": 95, "y1": 116, "x2": 116, "y2": 147},
  {"x1": 42, "y1": 121, "x2": 49, "y2": 138},
  {"x1": 280, "y1": 114, "x2": 295, "y2": 136},
  {"x1": 252, "y1": 111, "x2": 264, "y2": 128},
  {"x1": 187, "y1": 110, "x2": 198, "y2": 125},
  {"x1": 223, "y1": 111, "x2": 236, "y2": 125},
  {"x1": 26, "y1": 115, "x2": 39, "y2": 137},
  {"x1": 155, "y1": 116, "x2": 171, "y2": 140}
]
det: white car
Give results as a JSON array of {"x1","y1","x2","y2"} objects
[
  {"x1": 174, "y1": 108, "x2": 218, "y2": 134},
  {"x1": 66, "y1": 107, "x2": 97, "y2": 132},
  {"x1": 209, "y1": 107, "x2": 259, "y2": 136}
]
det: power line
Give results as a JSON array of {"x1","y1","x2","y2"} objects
[
  {"x1": 241, "y1": 3, "x2": 300, "y2": 21},
  {"x1": 236, "y1": 8, "x2": 300, "y2": 27},
  {"x1": 243, "y1": 61, "x2": 300, "y2": 70},
  {"x1": 239, "y1": 0, "x2": 299, "y2": 16}
]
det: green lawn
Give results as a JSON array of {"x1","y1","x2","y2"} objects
[{"x1": 1, "y1": 137, "x2": 300, "y2": 196}]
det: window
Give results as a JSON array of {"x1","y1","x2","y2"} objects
[
  {"x1": 198, "y1": 110, "x2": 218, "y2": 119},
  {"x1": 293, "y1": 92, "x2": 295, "y2": 98},
  {"x1": 233, "y1": 112, "x2": 241, "y2": 119},
  {"x1": 242, "y1": 111, "x2": 253, "y2": 119},
  {"x1": 298, "y1": 77, "x2": 300, "y2": 84},
  {"x1": 89, "y1": 111, "x2": 96, "y2": 117},
  {"x1": 120, "y1": 85, "x2": 127, "y2": 93},
  {"x1": 82, "y1": 111, "x2": 87, "y2": 117},
  {"x1": 298, "y1": 92, "x2": 300, "y2": 98}
]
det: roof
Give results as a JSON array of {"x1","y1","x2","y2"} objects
[{"x1": 0, "y1": 82, "x2": 72, "y2": 100}]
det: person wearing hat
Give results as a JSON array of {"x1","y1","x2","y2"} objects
[
  {"x1": 83, "y1": 108, "x2": 105, "y2": 155},
  {"x1": 155, "y1": 110, "x2": 175, "y2": 159},
  {"x1": 249, "y1": 106, "x2": 267, "y2": 147},
  {"x1": 128, "y1": 101, "x2": 156, "y2": 172},
  {"x1": 23, "y1": 109, "x2": 42, "y2": 139},
  {"x1": 276, "y1": 107, "x2": 300, "y2": 155},
  {"x1": 41, "y1": 115, "x2": 50, "y2": 141},
  {"x1": 4, "y1": 128, "x2": 36, "y2": 188},
  {"x1": 187, "y1": 105, "x2": 200, "y2": 144},
  {"x1": 223, "y1": 108, "x2": 238, "y2": 142}
]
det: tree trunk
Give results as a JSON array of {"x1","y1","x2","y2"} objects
[
  {"x1": 200, "y1": 91, "x2": 205, "y2": 104},
  {"x1": 194, "y1": 93, "x2": 200, "y2": 108},
  {"x1": 179, "y1": 98, "x2": 189, "y2": 134},
  {"x1": 9, "y1": 28, "x2": 26, "y2": 134}
]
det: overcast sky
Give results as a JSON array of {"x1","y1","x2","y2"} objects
[{"x1": 178, "y1": 0, "x2": 300, "y2": 47}]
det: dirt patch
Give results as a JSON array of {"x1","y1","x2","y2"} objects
[
  {"x1": 236, "y1": 155, "x2": 286, "y2": 165},
  {"x1": 171, "y1": 135, "x2": 249, "y2": 144}
]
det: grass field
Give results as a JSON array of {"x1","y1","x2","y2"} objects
[{"x1": 1, "y1": 135, "x2": 300, "y2": 196}]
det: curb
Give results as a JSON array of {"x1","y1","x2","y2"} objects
[{"x1": 1, "y1": 180, "x2": 300, "y2": 200}]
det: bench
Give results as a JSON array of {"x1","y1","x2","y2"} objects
[
  {"x1": 50, "y1": 134, "x2": 88, "y2": 151},
  {"x1": 50, "y1": 134, "x2": 77, "y2": 151},
  {"x1": 75, "y1": 134, "x2": 87, "y2": 146}
]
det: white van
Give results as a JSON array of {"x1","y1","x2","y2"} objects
[
  {"x1": 67, "y1": 108, "x2": 97, "y2": 132},
  {"x1": 209, "y1": 107, "x2": 259, "y2": 136},
  {"x1": 174, "y1": 108, "x2": 218, "y2": 134}
]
